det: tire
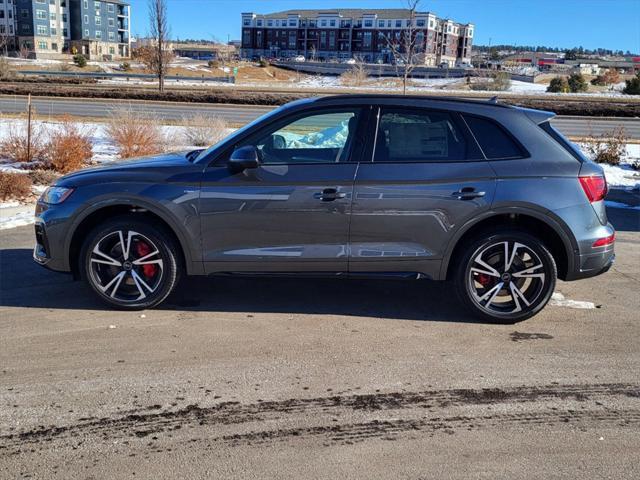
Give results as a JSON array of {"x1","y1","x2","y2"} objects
[
  {"x1": 454, "y1": 229, "x2": 557, "y2": 323},
  {"x1": 80, "y1": 216, "x2": 181, "y2": 310}
]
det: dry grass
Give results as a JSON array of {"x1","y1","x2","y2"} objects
[
  {"x1": 45, "y1": 116, "x2": 94, "y2": 173},
  {"x1": 0, "y1": 172, "x2": 33, "y2": 201},
  {"x1": 583, "y1": 127, "x2": 627, "y2": 166},
  {"x1": 340, "y1": 63, "x2": 369, "y2": 87},
  {"x1": 28, "y1": 169, "x2": 61, "y2": 186},
  {"x1": 0, "y1": 118, "x2": 48, "y2": 164},
  {"x1": 105, "y1": 107, "x2": 166, "y2": 159},
  {"x1": 181, "y1": 114, "x2": 228, "y2": 147}
]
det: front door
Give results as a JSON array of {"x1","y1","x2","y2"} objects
[
  {"x1": 200, "y1": 107, "x2": 366, "y2": 273},
  {"x1": 350, "y1": 106, "x2": 497, "y2": 279}
]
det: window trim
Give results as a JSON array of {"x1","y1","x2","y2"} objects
[
  {"x1": 461, "y1": 113, "x2": 530, "y2": 161},
  {"x1": 210, "y1": 106, "x2": 370, "y2": 167},
  {"x1": 367, "y1": 106, "x2": 482, "y2": 164}
]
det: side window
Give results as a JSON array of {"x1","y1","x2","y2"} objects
[
  {"x1": 243, "y1": 110, "x2": 361, "y2": 164},
  {"x1": 463, "y1": 115, "x2": 525, "y2": 159},
  {"x1": 374, "y1": 109, "x2": 467, "y2": 162}
]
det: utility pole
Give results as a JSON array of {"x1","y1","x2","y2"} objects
[{"x1": 26, "y1": 94, "x2": 32, "y2": 162}]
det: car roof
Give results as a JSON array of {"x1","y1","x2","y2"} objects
[{"x1": 308, "y1": 94, "x2": 514, "y2": 109}]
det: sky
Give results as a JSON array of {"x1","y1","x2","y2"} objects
[{"x1": 126, "y1": 0, "x2": 640, "y2": 53}]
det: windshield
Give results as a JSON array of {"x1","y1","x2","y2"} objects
[{"x1": 194, "y1": 106, "x2": 284, "y2": 163}]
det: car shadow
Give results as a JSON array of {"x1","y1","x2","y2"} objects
[{"x1": 0, "y1": 248, "x2": 485, "y2": 324}]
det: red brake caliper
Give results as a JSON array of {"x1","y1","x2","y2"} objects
[
  {"x1": 135, "y1": 241, "x2": 157, "y2": 278},
  {"x1": 476, "y1": 273, "x2": 491, "y2": 287}
]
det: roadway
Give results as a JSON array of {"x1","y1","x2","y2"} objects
[{"x1": 1, "y1": 94, "x2": 639, "y2": 138}]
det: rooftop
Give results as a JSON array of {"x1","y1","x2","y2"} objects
[{"x1": 252, "y1": 9, "x2": 433, "y2": 20}]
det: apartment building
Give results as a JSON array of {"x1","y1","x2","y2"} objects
[
  {"x1": 241, "y1": 9, "x2": 474, "y2": 67},
  {"x1": 8, "y1": 0, "x2": 129, "y2": 59},
  {"x1": 0, "y1": 0, "x2": 16, "y2": 53}
]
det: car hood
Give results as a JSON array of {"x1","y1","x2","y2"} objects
[{"x1": 56, "y1": 150, "x2": 201, "y2": 187}]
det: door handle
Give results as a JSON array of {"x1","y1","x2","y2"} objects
[
  {"x1": 314, "y1": 188, "x2": 347, "y2": 202},
  {"x1": 452, "y1": 187, "x2": 486, "y2": 200}
]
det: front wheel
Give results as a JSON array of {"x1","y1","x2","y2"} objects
[
  {"x1": 80, "y1": 216, "x2": 181, "y2": 310},
  {"x1": 454, "y1": 230, "x2": 557, "y2": 323}
]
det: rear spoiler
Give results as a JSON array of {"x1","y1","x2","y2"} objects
[{"x1": 517, "y1": 107, "x2": 556, "y2": 125}]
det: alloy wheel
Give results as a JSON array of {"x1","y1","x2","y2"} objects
[
  {"x1": 89, "y1": 230, "x2": 164, "y2": 303},
  {"x1": 467, "y1": 241, "x2": 547, "y2": 316}
]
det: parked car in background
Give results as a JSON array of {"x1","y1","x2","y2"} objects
[
  {"x1": 292, "y1": 55, "x2": 306, "y2": 62},
  {"x1": 34, "y1": 95, "x2": 614, "y2": 322}
]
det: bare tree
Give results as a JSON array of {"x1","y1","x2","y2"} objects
[
  {"x1": 148, "y1": 0, "x2": 171, "y2": 92},
  {"x1": 383, "y1": 0, "x2": 423, "y2": 94}
]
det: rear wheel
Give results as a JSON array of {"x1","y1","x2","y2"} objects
[
  {"x1": 80, "y1": 217, "x2": 181, "y2": 310},
  {"x1": 454, "y1": 230, "x2": 557, "y2": 323}
]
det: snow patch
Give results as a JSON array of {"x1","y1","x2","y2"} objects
[{"x1": 549, "y1": 292, "x2": 596, "y2": 310}]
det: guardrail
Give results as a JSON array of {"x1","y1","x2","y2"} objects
[
  {"x1": 15, "y1": 70, "x2": 235, "y2": 83},
  {"x1": 273, "y1": 61, "x2": 537, "y2": 82}
]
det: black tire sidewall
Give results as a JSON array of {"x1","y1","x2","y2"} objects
[
  {"x1": 455, "y1": 230, "x2": 557, "y2": 323},
  {"x1": 80, "y1": 217, "x2": 180, "y2": 310}
]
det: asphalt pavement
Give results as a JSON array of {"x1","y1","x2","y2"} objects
[
  {"x1": 1, "y1": 94, "x2": 639, "y2": 138},
  {"x1": 0, "y1": 198, "x2": 639, "y2": 478}
]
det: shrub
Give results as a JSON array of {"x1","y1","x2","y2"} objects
[
  {"x1": 592, "y1": 69, "x2": 621, "y2": 86},
  {"x1": 258, "y1": 58, "x2": 269, "y2": 68},
  {"x1": 567, "y1": 73, "x2": 588, "y2": 93},
  {"x1": 0, "y1": 120, "x2": 47, "y2": 164},
  {"x1": 181, "y1": 114, "x2": 229, "y2": 147},
  {"x1": 547, "y1": 76, "x2": 569, "y2": 93},
  {"x1": 0, "y1": 172, "x2": 33, "y2": 201},
  {"x1": 28, "y1": 169, "x2": 60, "y2": 186},
  {"x1": 120, "y1": 61, "x2": 131, "y2": 71},
  {"x1": 470, "y1": 71, "x2": 511, "y2": 91},
  {"x1": 340, "y1": 63, "x2": 369, "y2": 87},
  {"x1": 0, "y1": 56, "x2": 14, "y2": 80},
  {"x1": 45, "y1": 117, "x2": 94, "y2": 173},
  {"x1": 105, "y1": 107, "x2": 165, "y2": 159},
  {"x1": 208, "y1": 60, "x2": 220, "y2": 69},
  {"x1": 583, "y1": 127, "x2": 627, "y2": 166},
  {"x1": 73, "y1": 54, "x2": 87, "y2": 68},
  {"x1": 623, "y1": 72, "x2": 640, "y2": 95}
]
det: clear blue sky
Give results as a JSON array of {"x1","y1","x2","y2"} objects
[{"x1": 126, "y1": 0, "x2": 640, "y2": 53}]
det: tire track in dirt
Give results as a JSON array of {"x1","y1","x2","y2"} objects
[{"x1": 2, "y1": 382, "x2": 638, "y2": 453}]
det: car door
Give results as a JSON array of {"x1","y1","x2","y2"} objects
[
  {"x1": 199, "y1": 107, "x2": 367, "y2": 273},
  {"x1": 349, "y1": 106, "x2": 497, "y2": 279}
]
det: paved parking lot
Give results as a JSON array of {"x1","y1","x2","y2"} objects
[{"x1": 0, "y1": 201, "x2": 638, "y2": 479}]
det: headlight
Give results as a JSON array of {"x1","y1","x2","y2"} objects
[{"x1": 41, "y1": 186, "x2": 75, "y2": 205}]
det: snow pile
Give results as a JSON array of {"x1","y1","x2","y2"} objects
[
  {"x1": 0, "y1": 204, "x2": 34, "y2": 230},
  {"x1": 577, "y1": 143, "x2": 640, "y2": 189},
  {"x1": 549, "y1": 292, "x2": 596, "y2": 310}
]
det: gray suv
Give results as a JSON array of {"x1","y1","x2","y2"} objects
[{"x1": 33, "y1": 95, "x2": 615, "y2": 322}]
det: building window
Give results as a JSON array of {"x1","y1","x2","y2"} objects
[
  {"x1": 51, "y1": 27, "x2": 56, "y2": 35},
  {"x1": 364, "y1": 19, "x2": 372, "y2": 27},
  {"x1": 108, "y1": 3, "x2": 114, "y2": 13},
  {"x1": 95, "y1": 30, "x2": 101, "y2": 38},
  {"x1": 267, "y1": 20, "x2": 273, "y2": 26},
  {"x1": 256, "y1": 19, "x2": 262, "y2": 26},
  {"x1": 108, "y1": 31, "x2": 114, "y2": 40},
  {"x1": 63, "y1": 28, "x2": 68, "y2": 36},
  {"x1": 363, "y1": 31, "x2": 372, "y2": 48},
  {"x1": 84, "y1": 14, "x2": 88, "y2": 24},
  {"x1": 378, "y1": 20, "x2": 384, "y2": 27},
  {"x1": 51, "y1": 43, "x2": 58, "y2": 51},
  {"x1": 110, "y1": 46, "x2": 115, "y2": 54},
  {"x1": 95, "y1": 16, "x2": 101, "y2": 25},
  {"x1": 50, "y1": 12, "x2": 57, "y2": 20},
  {"x1": 417, "y1": 19, "x2": 425, "y2": 27},
  {"x1": 288, "y1": 19, "x2": 296, "y2": 26},
  {"x1": 243, "y1": 19, "x2": 250, "y2": 26},
  {"x1": 83, "y1": 0, "x2": 88, "y2": 8},
  {"x1": 36, "y1": 9, "x2": 47, "y2": 20},
  {"x1": 288, "y1": 31, "x2": 296, "y2": 48},
  {"x1": 396, "y1": 20, "x2": 402, "y2": 28},
  {"x1": 84, "y1": 29, "x2": 89, "y2": 36},
  {"x1": 62, "y1": 13, "x2": 67, "y2": 22},
  {"x1": 329, "y1": 19, "x2": 335, "y2": 27},
  {"x1": 321, "y1": 19, "x2": 327, "y2": 27},
  {"x1": 36, "y1": 24, "x2": 48, "y2": 35},
  {"x1": 94, "y1": 1, "x2": 101, "y2": 11},
  {"x1": 108, "y1": 18, "x2": 114, "y2": 26},
  {"x1": 38, "y1": 41, "x2": 47, "y2": 50}
]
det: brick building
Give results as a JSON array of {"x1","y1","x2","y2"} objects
[{"x1": 241, "y1": 9, "x2": 473, "y2": 67}]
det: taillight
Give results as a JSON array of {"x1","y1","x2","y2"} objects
[
  {"x1": 592, "y1": 233, "x2": 615, "y2": 248},
  {"x1": 579, "y1": 175, "x2": 608, "y2": 203}
]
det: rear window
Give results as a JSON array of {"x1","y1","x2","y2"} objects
[
  {"x1": 539, "y1": 121, "x2": 586, "y2": 162},
  {"x1": 463, "y1": 115, "x2": 525, "y2": 159},
  {"x1": 374, "y1": 109, "x2": 468, "y2": 162}
]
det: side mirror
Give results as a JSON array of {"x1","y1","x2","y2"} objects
[{"x1": 228, "y1": 146, "x2": 260, "y2": 173}]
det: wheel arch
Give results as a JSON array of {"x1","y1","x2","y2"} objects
[
  {"x1": 440, "y1": 207, "x2": 577, "y2": 281},
  {"x1": 65, "y1": 196, "x2": 201, "y2": 279}
]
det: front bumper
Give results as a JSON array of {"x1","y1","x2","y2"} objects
[{"x1": 32, "y1": 202, "x2": 73, "y2": 273}]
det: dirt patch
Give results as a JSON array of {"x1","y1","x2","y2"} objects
[{"x1": 510, "y1": 331, "x2": 554, "y2": 342}]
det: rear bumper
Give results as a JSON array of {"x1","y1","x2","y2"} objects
[{"x1": 565, "y1": 249, "x2": 615, "y2": 281}]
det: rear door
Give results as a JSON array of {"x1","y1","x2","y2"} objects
[
  {"x1": 349, "y1": 106, "x2": 497, "y2": 279},
  {"x1": 199, "y1": 107, "x2": 368, "y2": 273}
]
